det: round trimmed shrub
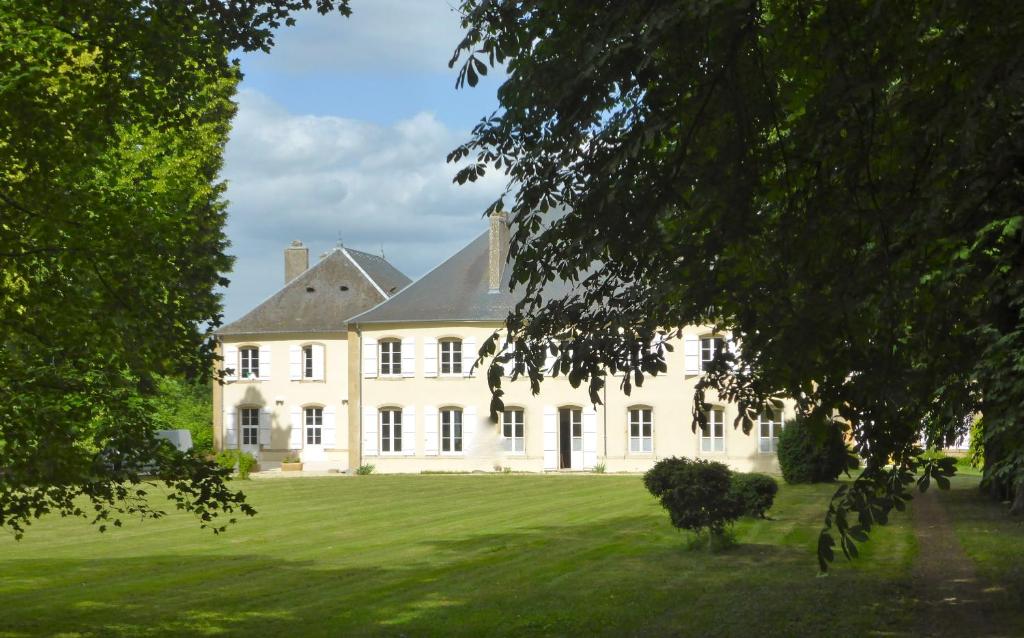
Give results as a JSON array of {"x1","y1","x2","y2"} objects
[
  {"x1": 729, "y1": 472, "x2": 778, "y2": 518},
  {"x1": 777, "y1": 416, "x2": 858, "y2": 484},
  {"x1": 643, "y1": 457, "x2": 743, "y2": 537}
]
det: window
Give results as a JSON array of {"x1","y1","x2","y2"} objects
[
  {"x1": 380, "y1": 408, "x2": 403, "y2": 453},
  {"x1": 240, "y1": 407, "x2": 259, "y2": 445},
  {"x1": 302, "y1": 345, "x2": 314, "y2": 379},
  {"x1": 380, "y1": 339, "x2": 402, "y2": 376},
  {"x1": 440, "y1": 339, "x2": 462, "y2": 375},
  {"x1": 501, "y1": 409, "x2": 524, "y2": 453},
  {"x1": 440, "y1": 408, "x2": 463, "y2": 453},
  {"x1": 759, "y1": 410, "x2": 783, "y2": 453},
  {"x1": 700, "y1": 336, "x2": 725, "y2": 371},
  {"x1": 629, "y1": 408, "x2": 653, "y2": 453},
  {"x1": 305, "y1": 407, "x2": 323, "y2": 445},
  {"x1": 701, "y1": 408, "x2": 725, "y2": 452},
  {"x1": 240, "y1": 347, "x2": 259, "y2": 379}
]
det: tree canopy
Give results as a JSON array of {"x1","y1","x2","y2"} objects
[
  {"x1": 449, "y1": 0, "x2": 1024, "y2": 569},
  {"x1": 0, "y1": 1, "x2": 349, "y2": 537}
]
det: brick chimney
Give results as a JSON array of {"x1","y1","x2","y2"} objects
[
  {"x1": 488, "y1": 211, "x2": 509, "y2": 293},
  {"x1": 285, "y1": 240, "x2": 309, "y2": 284}
]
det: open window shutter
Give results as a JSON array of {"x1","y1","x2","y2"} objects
[
  {"x1": 289, "y1": 345, "x2": 301, "y2": 380},
  {"x1": 463, "y1": 406, "x2": 477, "y2": 454},
  {"x1": 311, "y1": 343, "x2": 325, "y2": 380},
  {"x1": 423, "y1": 405, "x2": 439, "y2": 456},
  {"x1": 544, "y1": 345, "x2": 556, "y2": 377},
  {"x1": 363, "y1": 338, "x2": 378, "y2": 378},
  {"x1": 543, "y1": 407, "x2": 557, "y2": 469},
  {"x1": 259, "y1": 345, "x2": 272, "y2": 380},
  {"x1": 224, "y1": 345, "x2": 238, "y2": 381},
  {"x1": 362, "y1": 406, "x2": 378, "y2": 456},
  {"x1": 582, "y1": 407, "x2": 598, "y2": 469},
  {"x1": 402, "y1": 406, "x2": 416, "y2": 456},
  {"x1": 423, "y1": 337, "x2": 438, "y2": 377},
  {"x1": 288, "y1": 407, "x2": 302, "y2": 450},
  {"x1": 726, "y1": 337, "x2": 740, "y2": 372},
  {"x1": 401, "y1": 337, "x2": 415, "y2": 377},
  {"x1": 259, "y1": 408, "x2": 272, "y2": 446},
  {"x1": 224, "y1": 409, "x2": 238, "y2": 448},
  {"x1": 684, "y1": 335, "x2": 700, "y2": 375},
  {"x1": 323, "y1": 405, "x2": 337, "y2": 447},
  {"x1": 462, "y1": 337, "x2": 476, "y2": 377},
  {"x1": 502, "y1": 341, "x2": 516, "y2": 377}
]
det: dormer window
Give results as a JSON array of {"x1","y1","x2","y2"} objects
[{"x1": 240, "y1": 347, "x2": 259, "y2": 379}]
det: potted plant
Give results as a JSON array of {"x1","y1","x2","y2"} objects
[{"x1": 281, "y1": 454, "x2": 303, "y2": 472}]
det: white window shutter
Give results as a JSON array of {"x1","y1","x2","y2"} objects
[
  {"x1": 463, "y1": 406, "x2": 477, "y2": 454},
  {"x1": 544, "y1": 345, "x2": 556, "y2": 377},
  {"x1": 423, "y1": 337, "x2": 438, "y2": 377},
  {"x1": 726, "y1": 337, "x2": 740, "y2": 372},
  {"x1": 259, "y1": 408, "x2": 272, "y2": 446},
  {"x1": 543, "y1": 407, "x2": 557, "y2": 469},
  {"x1": 288, "y1": 407, "x2": 302, "y2": 450},
  {"x1": 362, "y1": 406, "x2": 378, "y2": 456},
  {"x1": 684, "y1": 335, "x2": 700, "y2": 375},
  {"x1": 223, "y1": 345, "x2": 238, "y2": 381},
  {"x1": 401, "y1": 337, "x2": 416, "y2": 377},
  {"x1": 462, "y1": 337, "x2": 476, "y2": 377},
  {"x1": 402, "y1": 406, "x2": 416, "y2": 456},
  {"x1": 259, "y1": 345, "x2": 272, "y2": 381},
  {"x1": 363, "y1": 338, "x2": 378, "y2": 378},
  {"x1": 311, "y1": 343, "x2": 325, "y2": 380},
  {"x1": 224, "y1": 408, "x2": 238, "y2": 448},
  {"x1": 289, "y1": 345, "x2": 301, "y2": 381},
  {"x1": 502, "y1": 341, "x2": 516, "y2": 377},
  {"x1": 423, "y1": 405, "x2": 439, "y2": 456},
  {"x1": 323, "y1": 405, "x2": 337, "y2": 447},
  {"x1": 582, "y1": 407, "x2": 598, "y2": 469}
]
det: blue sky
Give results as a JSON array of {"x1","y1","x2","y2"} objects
[{"x1": 220, "y1": 0, "x2": 506, "y2": 322}]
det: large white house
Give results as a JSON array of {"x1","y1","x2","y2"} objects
[{"x1": 215, "y1": 215, "x2": 790, "y2": 473}]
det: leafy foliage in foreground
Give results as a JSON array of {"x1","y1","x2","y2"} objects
[
  {"x1": 0, "y1": 1, "x2": 350, "y2": 537},
  {"x1": 452, "y1": 0, "x2": 1023, "y2": 568},
  {"x1": 777, "y1": 417, "x2": 858, "y2": 485}
]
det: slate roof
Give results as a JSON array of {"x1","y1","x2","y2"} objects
[
  {"x1": 218, "y1": 247, "x2": 411, "y2": 335},
  {"x1": 349, "y1": 229, "x2": 576, "y2": 324}
]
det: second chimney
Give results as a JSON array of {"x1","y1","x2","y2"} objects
[
  {"x1": 285, "y1": 240, "x2": 309, "y2": 284},
  {"x1": 488, "y1": 211, "x2": 509, "y2": 293}
]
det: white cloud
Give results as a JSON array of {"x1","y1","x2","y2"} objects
[{"x1": 220, "y1": 88, "x2": 506, "y2": 322}]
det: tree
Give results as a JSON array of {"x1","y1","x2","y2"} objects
[
  {"x1": 151, "y1": 376, "x2": 215, "y2": 456},
  {"x1": 0, "y1": 1, "x2": 349, "y2": 537},
  {"x1": 449, "y1": 1, "x2": 1024, "y2": 569}
]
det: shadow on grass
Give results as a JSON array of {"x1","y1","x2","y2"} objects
[{"x1": 0, "y1": 517, "x2": 914, "y2": 638}]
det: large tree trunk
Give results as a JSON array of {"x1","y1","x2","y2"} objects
[{"x1": 1010, "y1": 480, "x2": 1024, "y2": 516}]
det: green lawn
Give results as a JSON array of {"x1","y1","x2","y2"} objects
[{"x1": 0, "y1": 475, "x2": 916, "y2": 637}]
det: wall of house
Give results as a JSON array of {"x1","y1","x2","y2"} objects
[
  {"x1": 352, "y1": 322, "x2": 790, "y2": 474},
  {"x1": 217, "y1": 332, "x2": 349, "y2": 471}
]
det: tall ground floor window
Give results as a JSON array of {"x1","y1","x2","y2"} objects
[
  {"x1": 305, "y1": 407, "x2": 323, "y2": 445},
  {"x1": 240, "y1": 407, "x2": 259, "y2": 446},
  {"x1": 759, "y1": 410, "x2": 783, "y2": 453},
  {"x1": 381, "y1": 408, "x2": 402, "y2": 453},
  {"x1": 441, "y1": 408, "x2": 463, "y2": 453},
  {"x1": 629, "y1": 407, "x2": 653, "y2": 453},
  {"x1": 701, "y1": 408, "x2": 725, "y2": 452},
  {"x1": 501, "y1": 409, "x2": 524, "y2": 453}
]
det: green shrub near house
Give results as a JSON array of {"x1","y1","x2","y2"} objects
[
  {"x1": 777, "y1": 416, "x2": 859, "y2": 484},
  {"x1": 729, "y1": 472, "x2": 779, "y2": 518},
  {"x1": 214, "y1": 449, "x2": 257, "y2": 479},
  {"x1": 643, "y1": 457, "x2": 744, "y2": 543}
]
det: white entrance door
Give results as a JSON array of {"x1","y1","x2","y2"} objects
[
  {"x1": 239, "y1": 407, "x2": 261, "y2": 460},
  {"x1": 303, "y1": 406, "x2": 325, "y2": 463}
]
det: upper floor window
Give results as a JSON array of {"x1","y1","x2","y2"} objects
[
  {"x1": 240, "y1": 346, "x2": 259, "y2": 379},
  {"x1": 701, "y1": 407, "x2": 725, "y2": 452},
  {"x1": 629, "y1": 407, "x2": 653, "y2": 453},
  {"x1": 700, "y1": 336, "x2": 725, "y2": 371},
  {"x1": 758, "y1": 410, "x2": 783, "y2": 453},
  {"x1": 380, "y1": 339, "x2": 402, "y2": 376},
  {"x1": 440, "y1": 407, "x2": 463, "y2": 453},
  {"x1": 380, "y1": 408, "x2": 403, "y2": 453},
  {"x1": 302, "y1": 345, "x2": 314, "y2": 379},
  {"x1": 440, "y1": 339, "x2": 462, "y2": 375},
  {"x1": 305, "y1": 407, "x2": 323, "y2": 445},
  {"x1": 501, "y1": 408, "x2": 524, "y2": 453}
]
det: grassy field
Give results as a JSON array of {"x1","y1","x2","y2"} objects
[{"x1": 0, "y1": 475, "x2": 917, "y2": 637}]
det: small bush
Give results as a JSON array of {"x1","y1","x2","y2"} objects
[
  {"x1": 281, "y1": 453, "x2": 301, "y2": 464},
  {"x1": 214, "y1": 449, "x2": 257, "y2": 480},
  {"x1": 355, "y1": 464, "x2": 375, "y2": 475},
  {"x1": 593, "y1": 462, "x2": 606, "y2": 474},
  {"x1": 643, "y1": 457, "x2": 743, "y2": 538},
  {"x1": 777, "y1": 416, "x2": 858, "y2": 484},
  {"x1": 729, "y1": 472, "x2": 778, "y2": 518}
]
